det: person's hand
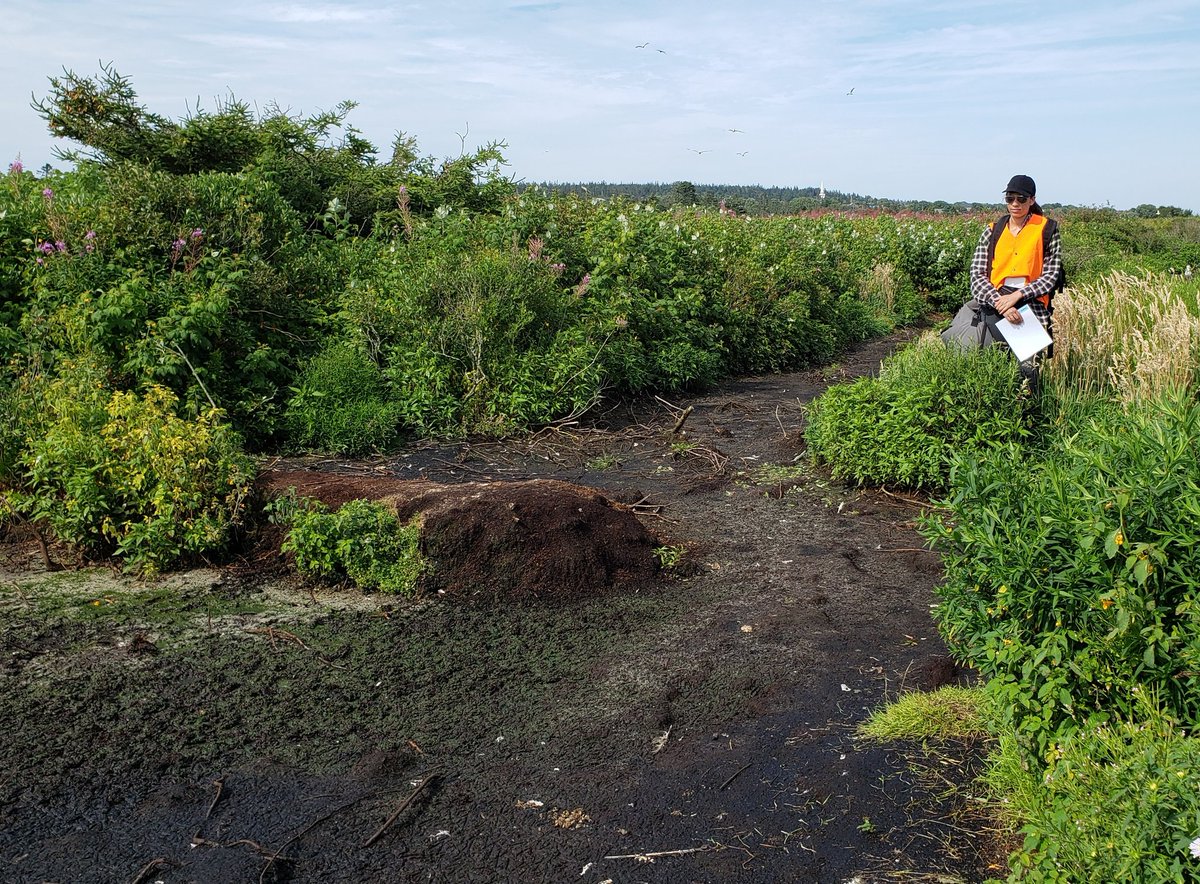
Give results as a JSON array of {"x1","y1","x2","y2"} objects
[{"x1": 995, "y1": 291, "x2": 1023, "y2": 314}]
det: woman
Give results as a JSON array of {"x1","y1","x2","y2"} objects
[{"x1": 969, "y1": 174, "x2": 1064, "y2": 337}]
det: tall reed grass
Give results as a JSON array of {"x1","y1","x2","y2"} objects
[{"x1": 1047, "y1": 271, "x2": 1200, "y2": 403}]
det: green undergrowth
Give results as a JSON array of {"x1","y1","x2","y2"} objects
[
  {"x1": 805, "y1": 336, "x2": 1028, "y2": 490},
  {"x1": 983, "y1": 695, "x2": 1200, "y2": 883},
  {"x1": 272, "y1": 494, "x2": 425, "y2": 595}
]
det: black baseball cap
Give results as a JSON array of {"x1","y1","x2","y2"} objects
[{"x1": 1004, "y1": 175, "x2": 1036, "y2": 198}]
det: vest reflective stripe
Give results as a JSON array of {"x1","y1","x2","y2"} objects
[{"x1": 989, "y1": 214, "x2": 1047, "y2": 291}]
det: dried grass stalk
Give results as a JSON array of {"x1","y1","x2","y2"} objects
[{"x1": 1047, "y1": 271, "x2": 1200, "y2": 403}]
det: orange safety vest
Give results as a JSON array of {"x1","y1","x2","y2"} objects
[{"x1": 989, "y1": 214, "x2": 1047, "y2": 298}]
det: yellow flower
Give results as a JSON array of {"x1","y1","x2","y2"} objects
[
  {"x1": 1114, "y1": 532, "x2": 1124, "y2": 546},
  {"x1": 1101, "y1": 599, "x2": 1113, "y2": 610}
]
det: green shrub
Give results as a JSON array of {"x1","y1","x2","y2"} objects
[
  {"x1": 805, "y1": 336, "x2": 1027, "y2": 489},
  {"x1": 354, "y1": 241, "x2": 605, "y2": 436},
  {"x1": 922, "y1": 388, "x2": 1200, "y2": 759},
  {"x1": 283, "y1": 341, "x2": 403, "y2": 454},
  {"x1": 281, "y1": 497, "x2": 425, "y2": 595},
  {"x1": 987, "y1": 694, "x2": 1200, "y2": 883},
  {"x1": 12, "y1": 379, "x2": 254, "y2": 573}
]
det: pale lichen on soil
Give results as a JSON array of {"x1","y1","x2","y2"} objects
[{"x1": 0, "y1": 329, "x2": 1003, "y2": 883}]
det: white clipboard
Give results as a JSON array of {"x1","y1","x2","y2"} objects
[{"x1": 995, "y1": 305, "x2": 1052, "y2": 362}]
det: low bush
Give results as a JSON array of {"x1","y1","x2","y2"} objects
[
  {"x1": 280, "y1": 497, "x2": 425, "y2": 595},
  {"x1": 805, "y1": 337, "x2": 1027, "y2": 489},
  {"x1": 283, "y1": 341, "x2": 404, "y2": 454},
  {"x1": 923, "y1": 388, "x2": 1200, "y2": 759},
  {"x1": 986, "y1": 693, "x2": 1200, "y2": 883},
  {"x1": 348, "y1": 239, "x2": 606, "y2": 436},
  {"x1": 10, "y1": 378, "x2": 254, "y2": 573}
]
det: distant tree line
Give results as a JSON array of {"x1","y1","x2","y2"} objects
[{"x1": 527, "y1": 180, "x2": 1193, "y2": 218}]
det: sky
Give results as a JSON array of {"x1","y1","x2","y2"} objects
[{"x1": 4, "y1": 1, "x2": 1200, "y2": 211}]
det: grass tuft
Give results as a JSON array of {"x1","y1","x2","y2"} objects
[{"x1": 858, "y1": 686, "x2": 990, "y2": 742}]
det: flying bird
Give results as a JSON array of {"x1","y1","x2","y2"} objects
[
  {"x1": 728, "y1": 128, "x2": 745, "y2": 133},
  {"x1": 656, "y1": 48, "x2": 666, "y2": 53},
  {"x1": 737, "y1": 151, "x2": 749, "y2": 157},
  {"x1": 688, "y1": 148, "x2": 711, "y2": 155},
  {"x1": 846, "y1": 87, "x2": 855, "y2": 95},
  {"x1": 636, "y1": 42, "x2": 649, "y2": 48}
]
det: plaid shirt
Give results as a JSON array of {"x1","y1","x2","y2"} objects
[{"x1": 969, "y1": 217, "x2": 1062, "y2": 329}]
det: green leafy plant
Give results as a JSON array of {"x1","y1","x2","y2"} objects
[
  {"x1": 922, "y1": 388, "x2": 1200, "y2": 759},
  {"x1": 281, "y1": 497, "x2": 425, "y2": 595},
  {"x1": 12, "y1": 378, "x2": 254, "y2": 573},
  {"x1": 653, "y1": 544, "x2": 686, "y2": 569},
  {"x1": 283, "y1": 341, "x2": 404, "y2": 454},
  {"x1": 806, "y1": 336, "x2": 1027, "y2": 489},
  {"x1": 585, "y1": 453, "x2": 619, "y2": 470},
  {"x1": 986, "y1": 692, "x2": 1200, "y2": 883}
]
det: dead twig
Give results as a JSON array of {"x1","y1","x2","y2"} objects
[
  {"x1": 362, "y1": 773, "x2": 439, "y2": 848},
  {"x1": 879, "y1": 486, "x2": 934, "y2": 509},
  {"x1": 430, "y1": 457, "x2": 496, "y2": 478},
  {"x1": 192, "y1": 835, "x2": 274, "y2": 857},
  {"x1": 719, "y1": 762, "x2": 752, "y2": 790},
  {"x1": 129, "y1": 857, "x2": 177, "y2": 884},
  {"x1": 671, "y1": 405, "x2": 694, "y2": 435},
  {"x1": 653, "y1": 394, "x2": 685, "y2": 417},
  {"x1": 604, "y1": 846, "x2": 711, "y2": 860},
  {"x1": 243, "y1": 626, "x2": 346, "y2": 669},
  {"x1": 626, "y1": 494, "x2": 665, "y2": 516},
  {"x1": 0, "y1": 494, "x2": 60, "y2": 571},
  {"x1": 260, "y1": 794, "x2": 373, "y2": 884},
  {"x1": 206, "y1": 775, "x2": 226, "y2": 820}
]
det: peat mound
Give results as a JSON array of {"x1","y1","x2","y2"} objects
[{"x1": 264, "y1": 471, "x2": 661, "y2": 601}]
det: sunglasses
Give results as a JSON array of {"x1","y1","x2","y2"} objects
[{"x1": 1004, "y1": 194, "x2": 1030, "y2": 205}]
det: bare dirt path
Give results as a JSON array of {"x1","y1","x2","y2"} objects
[{"x1": 0, "y1": 328, "x2": 999, "y2": 883}]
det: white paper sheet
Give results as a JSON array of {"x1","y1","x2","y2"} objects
[{"x1": 995, "y1": 305, "x2": 1053, "y2": 362}]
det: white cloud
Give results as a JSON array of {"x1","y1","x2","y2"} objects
[{"x1": 269, "y1": 4, "x2": 380, "y2": 23}]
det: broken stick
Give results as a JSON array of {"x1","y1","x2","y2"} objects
[
  {"x1": 604, "y1": 846, "x2": 710, "y2": 860},
  {"x1": 206, "y1": 775, "x2": 226, "y2": 820},
  {"x1": 129, "y1": 857, "x2": 176, "y2": 884},
  {"x1": 671, "y1": 405, "x2": 694, "y2": 435},
  {"x1": 362, "y1": 773, "x2": 439, "y2": 848}
]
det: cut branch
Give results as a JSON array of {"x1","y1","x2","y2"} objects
[{"x1": 362, "y1": 773, "x2": 439, "y2": 848}]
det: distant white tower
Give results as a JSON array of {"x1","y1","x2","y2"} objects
[{"x1": 819, "y1": 182, "x2": 826, "y2": 199}]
